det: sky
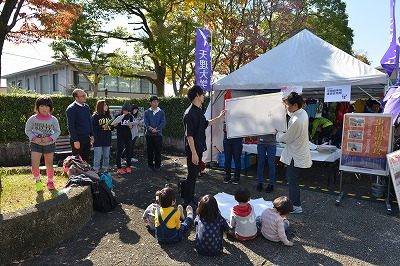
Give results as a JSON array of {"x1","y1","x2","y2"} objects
[{"x1": 0, "y1": 0, "x2": 398, "y2": 87}]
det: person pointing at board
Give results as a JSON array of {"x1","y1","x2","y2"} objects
[
  {"x1": 275, "y1": 92, "x2": 312, "y2": 214},
  {"x1": 183, "y1": 85, "x2": 225, "y2": 210}
]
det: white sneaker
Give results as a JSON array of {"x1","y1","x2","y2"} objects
[
  {"x1": 290, "y1": 206, "x2": 303, "y2": 214},
  {"x1": 131, "y1": 158, "x2": 138, "y2": 163}
]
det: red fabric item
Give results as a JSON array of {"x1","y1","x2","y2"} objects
[
  {"x1": 224, "y1": 89, "x2": 232, "y2": 109},
  {"x1": 233, "y1": 204, "x2": 252, "y2": 217}
]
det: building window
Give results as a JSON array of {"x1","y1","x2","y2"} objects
[
  {"x1": 17, "y1": 80, "x2": 22, "y2": 89},
  {"x1": 40, "y1": 75, "x2": 50, "y2": 94},
  {"x1": 73, "y1": 71, "x2": 91, "y2": 91},
  {"x1": 141, "y1": 78, "x2": 154, "y2": 94},
  {"x1": 104, "y1": 75, "x2": 118, "y2": 92},
  {"x1": 26, "y1": 78, "x2": 30, "y2": 90},
  {"x1": 52, "y1": 74, "x2": 59, "y2": 91}
]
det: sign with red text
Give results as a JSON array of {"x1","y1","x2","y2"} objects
[
  {"x1": 387, "y1": 150, "x2": 400, "y2": 208},
  {"x1": 339, "y1": 113, "x2": 393, "y2": 175}
]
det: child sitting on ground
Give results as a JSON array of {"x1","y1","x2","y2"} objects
[
  {"x1": 143, "y1": 190, "x2": 162, "y2": 230},
  {"x1": 229, "y1": 187, "x2": 257, "y2": 240},
  {"x1": 143, "y1": 189, "x2": 186, "y2": 230},
  {"x1": 155, "y1": 187, "x2": 193, "y2": 243},
  {"x1": 195, "y1": 194, "x2": 229, "y2": 256},
  {"x1": 260, "y1": 196, "x2": 294, "y2": 246}
]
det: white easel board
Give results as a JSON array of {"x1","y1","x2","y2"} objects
[
  {"x1": 225, "y1": 93, "x2": 287, "y2": 138},
  {"x1": 387, "y1": 150, "x2": 400, "y2": 210}
]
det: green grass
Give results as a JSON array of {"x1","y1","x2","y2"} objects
[{"x1": 0, "y1": 169, "x2": 69, "y2": 214}]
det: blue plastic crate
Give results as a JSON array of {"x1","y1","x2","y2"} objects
[{"x1": 218, "y1": 153, "x2": 250, "y2": 170}]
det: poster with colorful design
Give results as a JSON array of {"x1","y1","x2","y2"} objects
[
  {"x1": 339, "y1": 113, "x2": 393, "y2": 176},
  {"x1": 386, "y1": 150, "x2": 400, "y2": 209}
]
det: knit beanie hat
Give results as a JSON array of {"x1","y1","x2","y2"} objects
[{"x1": 122, "y1": 101, "x2": 131, "y2": 111}]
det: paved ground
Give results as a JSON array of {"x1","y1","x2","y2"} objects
[{"x1": 18, "y1": 151, "x2": 400, "y2": 266}]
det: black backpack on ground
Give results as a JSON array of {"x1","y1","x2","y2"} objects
[
  {"x1": 92, "y1": 180, "x2": 118, "y2": 213},
  {"x1": 65, "y1": 174, "x2": 117, "y2": 213}
]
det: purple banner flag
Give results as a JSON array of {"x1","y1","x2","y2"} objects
[
  {"x1": 195, "y1": 28, "x2": 212, "y2": 92},
  {"x1": 380, "y1": 0, "x2": 397, "y2": 77}
]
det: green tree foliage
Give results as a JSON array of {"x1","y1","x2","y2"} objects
[
  {"x1": 90, "y1": 0, "x2": 353, "y2": 95},
  {"x1": 203, "y1": 0, "x2": 353, "y2": 75},
  {"x1": 50, "y1": 1, "x2": 116, "y2": 97},
  {"x1": 94, "y1": 0, "x2": 204, "y2": 96},
  {"x1": 305, "y1": 0, "x2": 353, "y2": 54},
  {"x1": 0, "y1": 0, "x2": 80, "y2": 78}
]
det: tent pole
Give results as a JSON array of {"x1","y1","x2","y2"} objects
[{"x1": 356, "y1": 86, "x2": 381, "y2": 101}]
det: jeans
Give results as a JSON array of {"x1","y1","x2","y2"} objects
[
  {"x1": 93, "y1": 146, "x2": 111, "y2": 170},
  {"x1": 146, "y1": 135, "x2": 162, "y2": 168},
  {"x1": 257, "y1": 143, "x2": 276, "y2": 185},
  {"x1": 286, "y1": 159, "x2": 301, "y2": 206},
  {"x1": 116, "y1": 137, "x2": 132, "y2": 168},
  {"x1": 223, "y1": 140, "x2": 243, "y2": 179}
]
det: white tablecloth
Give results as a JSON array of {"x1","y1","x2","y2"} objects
[{"x1": 242, "y1": 144, "x2": 341, "y2": 163}]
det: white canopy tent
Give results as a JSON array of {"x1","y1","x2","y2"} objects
[{"x1": 203, "y1": 29, "x2": 388, "y2": 163}]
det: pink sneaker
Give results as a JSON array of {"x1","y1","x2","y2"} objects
[
  {"x1": 47, "y1": 182, "x2": 55, "y2": 190},
  {"x1": 125, "y1": 167, "x2": 132, "y2": 173}
]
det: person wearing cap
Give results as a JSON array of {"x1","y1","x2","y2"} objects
[
  {"x1": 112, "y1": 101, "x2": 134, "y2": 174},
  {"x1": 66, "y1": 89, "x2": 94, "y2": 162},
  {"x1": 143, "y1": 96, "x2": 166, "y2": 172}
]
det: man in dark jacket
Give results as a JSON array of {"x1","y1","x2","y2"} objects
[{"x1": 66, "y1": 89, "x2": 94, "y2": 162}]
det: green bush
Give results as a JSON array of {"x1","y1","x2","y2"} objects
[{"x1": 0, "y1": 93, "x2": 209, "y2": 142}]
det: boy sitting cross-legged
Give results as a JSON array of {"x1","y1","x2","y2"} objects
[
  {"x1": 229, "y1": 187, "x2": 257, "y2": 240},
  {"x1": 155, "y1": 187, "x2": 193, "y2": 244}
]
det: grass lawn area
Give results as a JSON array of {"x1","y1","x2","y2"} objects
[{"x1": 0, "y1": 169, "x2": 69, "y2": 214}]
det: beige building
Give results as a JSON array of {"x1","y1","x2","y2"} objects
[{"x1": 2, "y1": 61, "x2": 157, "y2": 98}]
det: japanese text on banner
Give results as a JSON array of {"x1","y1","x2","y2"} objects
[{"x1": 195, "y1": 28, "x2": 212, "y2": 92}]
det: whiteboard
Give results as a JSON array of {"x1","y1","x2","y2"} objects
[{"x1": 225, "y1": 93, "x2": 287, "y2": 138}]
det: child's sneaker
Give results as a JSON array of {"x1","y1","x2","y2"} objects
[
  {"x1": 125, "y1": 167, "x2": 132, "y2": 173},
  {"x1": 35, "y1": 180, "x2": 43, "y2": 192},
  {"x1": 186, "y1": 205, "x2": 194, "y2": 219},
  {"x1": 117, "y1": 168, "x2": 126, "y2": 175},
  {"x1": 47, "y1": 181, "x2": 55, "y2": 190},
  {"x1": 177, "y1": 205, "x2": 185, "y2": 220},
  {"x1": 131, "y1": 157, "x2": 139, "y2": 163}
]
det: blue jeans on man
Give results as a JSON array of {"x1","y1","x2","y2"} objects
[
  {"x1": 257, "y1": 143, "x2": 276, "y2": 192},
  {"x1": 286, "y1": 159, "x2": 301, "y2": 207},
  {"x1": 223, "y1": 137, "x2": 243, "y2": 184}
]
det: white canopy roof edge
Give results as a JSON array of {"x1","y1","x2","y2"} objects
[{"x1": 213, "y1": 29, "x2": 387, "y2": 91}]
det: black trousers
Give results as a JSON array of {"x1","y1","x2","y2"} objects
[
  {"x1": 184, "y1": 154, "x2": 201, "y2": 204},
  {"x1": 146, "y1": 135, "x2": 162, "y2": 168},
  {"x1": 117, "y1": 137, "x2": 132, "y2": 168},
  {"x1": 70, "y1": 135, "x2": 91, "y2": 162}
]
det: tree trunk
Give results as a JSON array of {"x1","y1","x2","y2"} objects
[{"x1": 153, "y1": 61, "x2": 166, "y2": 96}]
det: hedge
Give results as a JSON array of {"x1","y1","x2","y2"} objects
[{"x1": 0, "y1": 93, "x2": 210, "y2": 143}]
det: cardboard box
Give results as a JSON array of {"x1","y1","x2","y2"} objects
[{"x1": 218, "y1": 153, "x2": 251, "y2": 169}]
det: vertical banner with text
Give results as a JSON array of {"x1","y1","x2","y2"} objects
[
  {"x1": 340, "y1": 113, "x2": 393, "y2": 176},
  {"x1": 195, "y1": 28, "x2": 212, "y2": 92},
  {"x1": 380, "y1": 0, "x2": 397, "y2": 77}
]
